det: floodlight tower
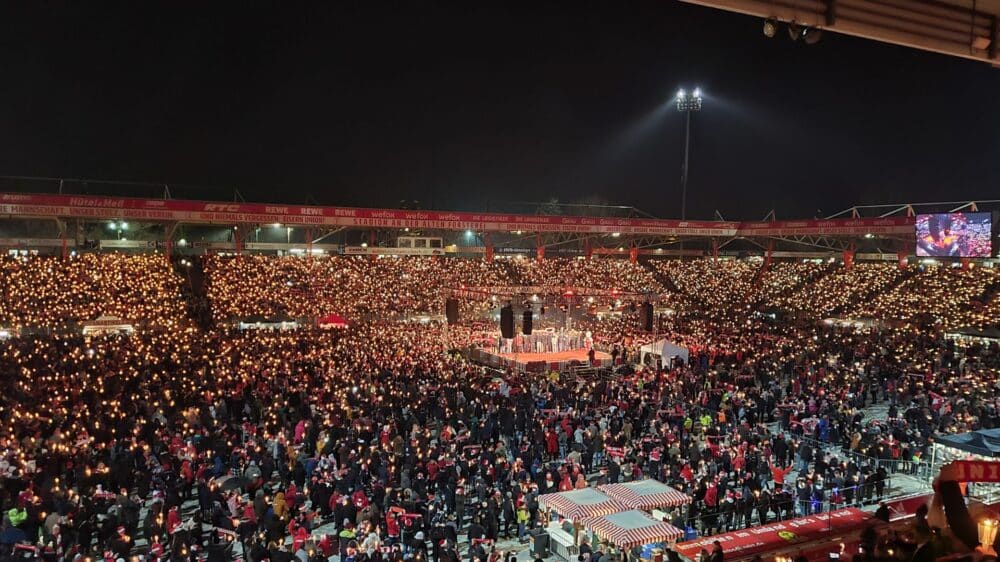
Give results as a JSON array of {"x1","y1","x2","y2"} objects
[{"x1": 675, "y1": 88, "x2": 703, "y2": 221}]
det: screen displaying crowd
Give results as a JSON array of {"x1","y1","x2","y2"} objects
[
  {"x1": 0, "y1": 253, "x2": 997, "y2": 562},
  {"x1": 915, "y1": 213, "x2": 993, "y2": 258}
]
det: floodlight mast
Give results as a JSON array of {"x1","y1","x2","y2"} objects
[{"x1": 675, "y1": 88, "x2": 702, "y2": 222}]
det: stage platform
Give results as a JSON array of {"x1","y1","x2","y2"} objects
[{"x1": 472, "y1": 347, "x2": 612, "y2": 373}]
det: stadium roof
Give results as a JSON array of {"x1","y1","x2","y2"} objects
[
  {"x1": 680, "y1": 0, "x2": 1000, "y2": 66},
  {"x1": 0, "y1": 191, "x2": 916, "y2": 238}
]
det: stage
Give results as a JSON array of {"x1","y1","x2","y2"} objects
[{"x1": 472, "y1": 347, "x2": 613, "y2": 373}]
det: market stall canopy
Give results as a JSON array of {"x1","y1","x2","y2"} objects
[
  {"x1": 317, "y1": 313, "x2": 348, "y2": 329},
  {"x1": 538, "y1": 488, "x2": 625, "y2": 520},
  {"x1": 82, "y1": 315, "x2": 134, "y2": 335},
  {"x1": 580, "y1": 510, "x2": 683, "y2": 549},
  {"x1": 640, "y1": 339, "x2": 689, "y2": 364},
  {"x1": 599, "y1": 479, "x2": 692, "y2": 511},
  {"x1": 936, "y1": 428, "x2": 1000, "y2": 457}
]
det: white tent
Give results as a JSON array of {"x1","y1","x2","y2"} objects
[
  {"x1": 82, "y1": 315, "x2": 135, "y2": 335},
  {"x1": 640, "y1": 339, "x2": 689, "y2": 365},
  {"x1": 822, "y1": 317, "x2": 880, "y2": 329},
  {"x1": 237, "y1": 320, "x2": 300, "y2": 331}
]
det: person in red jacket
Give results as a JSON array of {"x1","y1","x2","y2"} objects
[
  {"x1": 680, "y1": 463, "x2": 694, "y2": 483},
  {"x1": 558, "y1": 474, "x2": 573, "y2": 492},
  {"x1": 545, "y1": 430, "x2": 559, "y2": 459},
  {"x1": 386, "y1": 508, "x2": 403, "y2": 544},
  {"x1": 770, "y1": 459, "x2": 794, "y2": 491},
  {"x1": 166, "y1": 506, "x2": 181, "y2": 534},
  {"x1": 286, "y1": 482, "x2": 298, "y2": 509},
  {"x1": 242, "y1": 502, "x2": 256, "y2": 525},
  {"x1": 704, "y1": 480, "x2": 718, "y2": 508}
]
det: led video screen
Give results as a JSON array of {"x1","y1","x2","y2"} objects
[{"x1": 915, "y1": 212, "x2": 992, "y2": 257}]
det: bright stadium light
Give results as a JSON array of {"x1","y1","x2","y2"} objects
[
  {"x1": 675, "y1": 87, "x2": 703, "y2": 112},
  {"x1": 120, "y1": 222, "x2": 128, "y2": 230},
  {"x1": 108, "y1": 222, "x2": 117, "y2": 230},
  {"x1": 675, "y1": 86, "x2": 704, "y2": 224},
  {"x1": 465, "y1": 230, "x2": 473, "y2": 237}
]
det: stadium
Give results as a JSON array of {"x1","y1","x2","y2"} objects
[
  {"x1": 0, "y1": 178, "x2": 998, "y2": 562},
  {"x1": 1, "y1": 3, "x2": 1000, "y2": 562}
]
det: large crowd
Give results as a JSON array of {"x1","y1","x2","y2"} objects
[
  {"x1": 198, "y1": 255, "x2": 1000, "y2": 329},
  {"x1": 0, "y1": 253, "x2": 997, "y2": 562},
  {"x1": 776, "y1": 263, "x2": 907, "y2": 318},
  {"x1": 0, "y1": 254, "x2": 188, "y2": 331},
  {"x1": 849, "y1": 264, "x2": 1000, "y2": 330}
]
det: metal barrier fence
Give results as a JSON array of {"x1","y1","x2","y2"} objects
[
  {"x1": 784, "y1": 433, "x2": 935, "y2": 484},
  {"x1": 667, "y1": 480, "x2": 912, "y2": 539}
]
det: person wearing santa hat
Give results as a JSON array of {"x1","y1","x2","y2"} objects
[{"x1": 110, "y1": 526, "x2": 131, "y2": 559}]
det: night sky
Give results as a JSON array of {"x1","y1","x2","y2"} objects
[{"x1": 1, "y1": 1, "x2": 998, "y2": 220}]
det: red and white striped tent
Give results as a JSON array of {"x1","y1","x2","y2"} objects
[
  {"x1": 598, "y1": 479, "x2": 691, "y2": 511},
  {"x1": 537, "y1": 488, "x2": 625, "y2": 520},
  {"x1": 580, "y1": 510, "x2": 684, "y2": 548}
]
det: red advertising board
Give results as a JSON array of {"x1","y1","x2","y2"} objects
[
  {"x1": 883, "y1": 494, "x2": 931, "y2": 521},
  {"x1": 0, "y1": 192, "x2": 915, "y2": 237},
  {"x1": 673, "y1": 508, "x2": 872, "y2": 561}
]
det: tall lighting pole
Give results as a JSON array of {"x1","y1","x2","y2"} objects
[{"x1": 675, "y1": 88, "x2": 702, "y2": 221}]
